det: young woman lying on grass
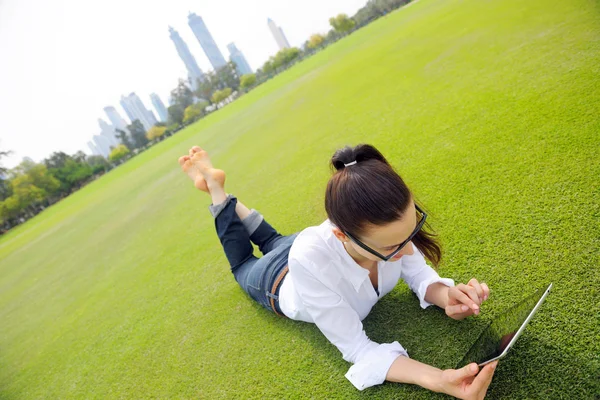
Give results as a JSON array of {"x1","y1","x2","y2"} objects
[{"x1": 178, "y1": 143, "x2": 497, "y2": 399}]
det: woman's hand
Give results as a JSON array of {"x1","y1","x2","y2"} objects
[
  {"x1": 437, "y1": 361, "x2": 498, "y2": 400},
  {"x1": 445, "y1": 279, "x2": 490, "y2": 320}
]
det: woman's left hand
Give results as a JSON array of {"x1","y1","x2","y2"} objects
[{"x1": 445, "y1": 278, "x2": 490, "y2": 320}]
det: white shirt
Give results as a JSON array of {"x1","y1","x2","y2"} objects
[{"x1": 278, "y1": 219, "x2": 455, "y2": 391}]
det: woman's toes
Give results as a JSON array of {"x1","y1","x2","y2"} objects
[
  {"x1": 178, "y1": 155, "x2": 190, "y2": 167},
  {"x1": 191, "y1": 146, "x2": 203, "y2": 153}
]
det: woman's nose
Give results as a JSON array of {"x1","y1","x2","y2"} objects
[{"x1": 400, "y1": 242, "x2": 414, "y2": 256}]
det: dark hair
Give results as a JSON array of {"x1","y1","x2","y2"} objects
[{"x1": 325, "y1": 144, "x2": 442, "y2": 267}]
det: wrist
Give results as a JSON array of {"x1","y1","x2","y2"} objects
[{"x1": 419, "y1": 366, "x2": 443, "y2": 393}]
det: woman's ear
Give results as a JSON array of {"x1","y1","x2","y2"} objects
[{"x1": 331, "y1": 226, "x2": 348, "y2": 242}]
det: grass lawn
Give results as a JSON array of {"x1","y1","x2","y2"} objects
[{"x1": 1, "y1": 0, "x2": 599, "y2": 398}]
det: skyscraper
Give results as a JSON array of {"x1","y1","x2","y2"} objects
[
  {"x1": 188, "y1": 13, "x2": 227, "y2": 70},
  {"x1": 268, "y1": 18, "x2": 291, "y2": 50},
  {"x1": 169, "y1": 26, "x2": 204, "y2": 87},
  {"x1": 104, "y1": 106, "x2": 128, "y2": 131},
  {"x1": 226, "y1": 43, "x2": 252, "y2": 76},
  {"x1": 88, "y1": 141, "x2": 103, "y2": 157},
  {"x1": 150, "y1": 93, "x2": 168, "y2": 122},
  {"x1": 92, "y1": 135, "x2": 112, "y2": 158},
  {"x1": 120, "y1": 92, "x2": 157, "y2": 131},
  {"x1": 98, "y1": 118, "x2": 119, "y2": 146}
]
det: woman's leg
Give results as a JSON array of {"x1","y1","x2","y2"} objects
[{"x1": 181, "y1": 146, "x2": 289, "y2": 256}]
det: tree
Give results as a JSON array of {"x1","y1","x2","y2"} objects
[
  {"x1": 127, "y1": 120, "x2": 148, "y2": 149},
  {"x1": 211, "y1": 88, "x2": 232, "y2": 104},
  {"x1": 183, "y1": 102, "x2": 207, "y2": 125},
  {"x1": 194, "y1": 71, "x2": 217, "y2": 103},
  {"x1": 44, "y1": 151, "x2": 71, "y2": 170},
  {"x1": 240, "y1": 73, "x2": 257, "y2": 90},
  {"x1": 329, "y1": 13, "x2": 356, "y2": 33},
  {"x1": 146, "y1": 125, "x2": 167, "y2": 140},
  {"x1": 87, "y1": 155, "x2": 110, "y2": 174},
  {"x1": 115, "y1": 129, "x2": 133, "y2": 150},
  {"x1": 170, "y1": 79, "x2": 194, "y2": 110},
  {"x1": 109, "y1": 144, "x2": 130, "y2": 162},
  {"x1": 167, "y1": 104, "x2": 185, "y2": 125},
  {"x1": 307, "y1": 33, "x2": 325, "y2": 49},
  {"x1": 0, "y1": 144, "x2": 12, "y2": 175},
  {"x1": 15, "y1": 161, "x2": 60, "y2": 197},
  {"x1": 215, "y1": 62, "x2": 240, "y2": 91}
]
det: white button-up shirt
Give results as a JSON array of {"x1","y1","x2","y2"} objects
[{"x1": 278, "y1": 219, "x2": 455, "y2": 390}]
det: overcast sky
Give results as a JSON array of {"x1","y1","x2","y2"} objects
[{"x1": 0, "y1": 0, "x2": 366, "y2": 168}]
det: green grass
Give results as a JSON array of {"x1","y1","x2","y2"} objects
[{"x1": 1, "y1": 0, "x2": 599, "y2": 398}]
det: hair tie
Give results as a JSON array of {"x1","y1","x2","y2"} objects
[{"x1": 344, "y1": 160, "x2": 357, "y2": 167}]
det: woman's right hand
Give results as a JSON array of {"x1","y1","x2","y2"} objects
[{"x1": 437, "y1": 361, "x2": 498, "y2": 399}]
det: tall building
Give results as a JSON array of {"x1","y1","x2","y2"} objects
[
  {"x1": 120, "y1": 92, "x2": 157, "y2": 131},
  {"x1": 268, "y1": 18, "x2": 291, "y2": 50},
  {"x1": 88, "y1": 141, "x2": 102, "y2": 157},
  {"x1": 98, "y1": 118, "x2": 119, "y2": 146},
  {"x1": 92, "y1": 135, "x2": 112, "y2": 158},
  {"x1": 104, "y1": 106, "x2": 128, "y2": 131},
  {"x1": 169, "y1": 26, "x2": 204, "y2": 87},
  {"x1": 188, "y1": 13, "x2": 227, "y2": 70},
  {"x1": 226, "y1": 43, "x2": 252, "y2": 76},
  {"x1": 150, "y1": 93, "x2": 168, "y2": 122}
]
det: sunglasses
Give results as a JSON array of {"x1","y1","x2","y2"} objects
[{"x1": 343, "y1": 203, "x2": 427, "y2": 261}]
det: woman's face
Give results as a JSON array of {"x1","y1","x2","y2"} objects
[{"x1": 333, "y1": 203, "x2": 417, "y2": 263}]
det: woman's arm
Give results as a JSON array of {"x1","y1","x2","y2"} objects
[{"x1": 386, "y1": 355, "x2": 498, "y2": 399}]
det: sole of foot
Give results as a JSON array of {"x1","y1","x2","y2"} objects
[
  {"x1": 189, "y1": 146, "x2": 226, "y2": 190},
  {"x1": 178, "y1": 154, "x2": 210, "y2": 192}
]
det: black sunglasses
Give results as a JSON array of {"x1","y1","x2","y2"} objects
[{"x1": 344, "y1": 203, "x2": 427, "y2": 261}]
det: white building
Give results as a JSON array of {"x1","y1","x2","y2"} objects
[{"x1": 267, "y1": 18, "x2": 291, "y2": 50}]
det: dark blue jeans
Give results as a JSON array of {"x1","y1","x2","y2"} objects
[{"x1": 214, "y1": 195, "x2": 298, "y2": 316}]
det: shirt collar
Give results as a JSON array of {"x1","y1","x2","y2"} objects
[{"x1": 330, "y1": 233, "x2": 373, "y2": 292}]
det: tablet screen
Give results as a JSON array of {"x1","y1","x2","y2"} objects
[{"x1": 457, "y1": 285, "x2": 548, "y2": 367}]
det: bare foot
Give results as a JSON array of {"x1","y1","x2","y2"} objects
[
  {"x1": 178, "y1": 154, "x2": 209, "y2": 192},
  {"x1": 189, "y1": 146, "x2": 226, "y2": 191}
]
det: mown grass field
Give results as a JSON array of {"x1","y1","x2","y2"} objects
[{"x1": 1, "y1": 0, "x2": 598, "y2": 398}]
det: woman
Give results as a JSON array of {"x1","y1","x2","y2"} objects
[{"x1": 178, "y1": 144, "x2": 497, "y2": 399}]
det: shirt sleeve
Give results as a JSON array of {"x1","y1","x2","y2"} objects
[
  {"x1": 289, "y1": 253, "x2": 409, "y2": 391},
  {"x1": 400, "y1": 245, "x2": 455, "y2": 309}
]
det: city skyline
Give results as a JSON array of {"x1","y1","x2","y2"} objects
[{"x1": 0, "y1": 0, "x2": 368, "y2": 168}]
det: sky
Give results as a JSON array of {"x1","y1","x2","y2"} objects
[{"x1": 0, "y1": 0, "x2": 367, "y2": 168}]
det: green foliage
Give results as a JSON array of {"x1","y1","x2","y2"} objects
[
  {"x1": 329, "y1": 13, "x2": 356, "y2": 33},
  {"x1": 240, "y1": 73, "x2": 257, "y2": 90},
  {"x1": 87, "y1": 155, "x2": 110, "y2": 174},
  {"x1": 108, "y1": 144, "x2": 130, "y2": 162},
  {"x1": 211, "y1": 88, "x2": 232, "y2": 104},
  {"x1": 115, "y1": 129, "x2": 133, "y2": 150},
  {"x1": 182, "y1": 102, "x2": 207, "y2": 125},
  {"x1": 146, "y1": 125, "x2": 168, "y2": 140},
  {"x1": 127, "y1": 120, "x2": 148, "y2": 149},
  {"x1": 261, "y1": 47, "x2": 301, "y2": 74},
  {"x1": 0, "y1": 0, "x2": 598, "y2": 398},
  {"x1": 169, "y1": 79, "x2": 194, "y2": 110},
  {"x1": 307, "y1": 33, "x2": 326, "y2": 49},
  {"x1": 167, "y1": 104, "x2": 185, "y2": 125}
]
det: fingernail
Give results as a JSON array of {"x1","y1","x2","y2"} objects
[
  {"x1": 473, "y1": 304, "x2": 479, "y2": 310},
  {"x1": 461, "y1": 305, "x2": 469, "y2": 312},
  {"x1": 484, "y1": 295, "x2": 488, "y2": 300},
  {"x1": 471, "y1": 364, "x2": 478, "y2": 373}
]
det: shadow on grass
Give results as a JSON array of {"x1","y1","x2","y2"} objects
[{"x1": 255, "y1": 289, "x2": 598, "y2": 399}]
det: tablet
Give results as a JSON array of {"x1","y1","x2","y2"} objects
[{"x1": 457, "y1": 283, "x2": 553, "y2": 368}]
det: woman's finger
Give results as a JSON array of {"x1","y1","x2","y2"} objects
[
  {"x1": 468, "y1": 278, "x2": 484, "y2": 302},
  {"x1": 468, "y1": 361, "x2": 497, "y2": 396},
  {"x1": 456, "y1": 284, "x2": 482, "y2": 310},
  {"x1": 481, "y1": 282, "x2": 490, "y2": 301},
  {"x1": 446, "y1": 304, "x2": 473, "y2": 318}
]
